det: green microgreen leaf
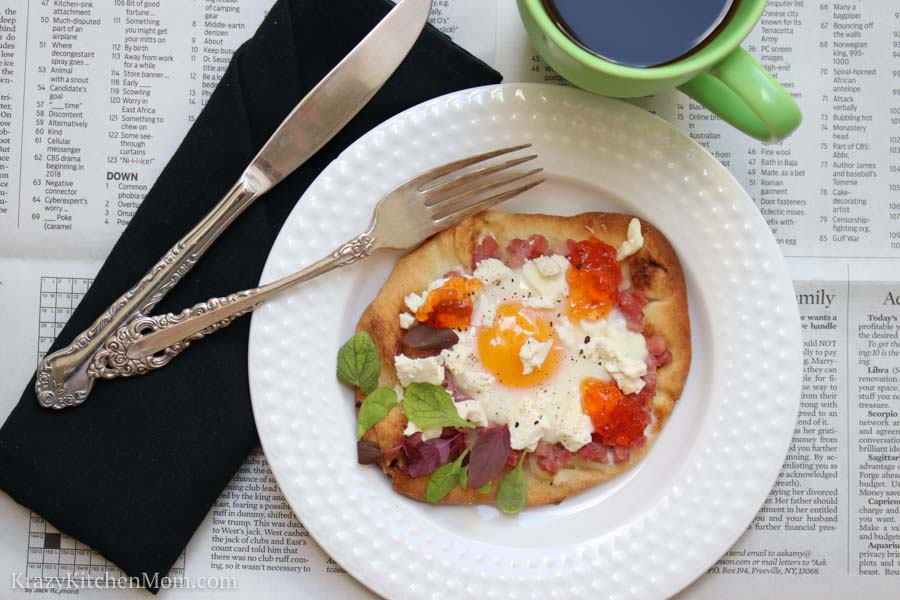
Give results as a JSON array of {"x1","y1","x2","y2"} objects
[
  {"x1": 426, "y1": 449, "x2": 469, "y2": 503},
  {"x1": 356, "y1": 387, "x2": 396, "y2": 440},
  {"x1": 337, "y1": 332, "x2": 380, "y2": 394},
  {"x1": 496, "y1": 452, "x2": 528, "y2": 515},
  {"x1": 402, "y1": 382, "x2": 476, "y2": 430}
]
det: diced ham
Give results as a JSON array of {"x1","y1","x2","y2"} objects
[
  {"x1": 644, "y1": 369, "x2": 658, "y2": 389},
  {"x1": 646, "y1": 334, "x2": 666, "y2": 356},
  {"x1": 576, "y1": 442, "x2": 609, "y2": 463},
  {"x1": 533, "y1": 440, "x2": 574, "y2": 474},
  {"x1": 506, "y1": 448, "x2": 522, "y2": 468},
  {"x1": 612, "y1": 445, "x2": 631, "y2": 463},
  {"x1": 627, "y1": 334, "x2": 668, "y2": 409},
  {"x1": 471, "y1": 236, "x2": 500, "y2": 269},
  {"x1": 505, "y1": 242, "x2": 527, "y2": 268},
  {"x1": 529, "y1": 234, "x2": 551, "y2": 256},
  {"x1": 579, "y1": 432, "x2": 645, "y2": 464},
  {"x1": 634, "y1": 334, "x2": 670, "y2": 405},
  {"x1": 655, "y1": 349, "x2": 673, "y2": 367},
  {"x1": 550, "y1": 239, "x2": 570, "y2": 256},
  {"x1": 631, "y1": 370, "x2": 657, "y2": 407},
  {"x1": 619, "y1": 291, "x2": 649, "y2": 332},
  {"x1": 505, "y1": 235, "x2": 550, "y2": 268},
  {"x1": 645, "y1": 334, "x2": 670, "y2": 369},
  {"x1": 533, "y1": 440, "x2": 553, "y2": 456}
]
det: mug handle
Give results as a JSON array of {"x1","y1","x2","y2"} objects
[{"x1": 677, "y1": 47, "x2": 802, "y2": 143}]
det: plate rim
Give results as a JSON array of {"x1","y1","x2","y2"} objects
[{"x1": 248, "y1": 82, "x2": 802, "y2": 600}]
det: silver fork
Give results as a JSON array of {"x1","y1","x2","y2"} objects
[{"x1": 89, "y1": 144, "x2": 544, "y2": 378}]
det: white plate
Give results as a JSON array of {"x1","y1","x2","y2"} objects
[{"x1": 248, "y1": 84, "x2": 801, "y2": 600}]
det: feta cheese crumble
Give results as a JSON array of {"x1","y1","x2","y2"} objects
[
  {"x1": 473, "y1": 258, "x2": 513, "y2": 286},
  {"x1": 403, "y1": 420, "x2": 443, "y2": 441},
  {"x1": 521, "y1": 254, "x2": 570, "y2": 308},
  {"x1": 484, "y1": 390, "x2": 593, "y2": 452},
  {"x1": 581, "y1": 317, "x2": 648, "y2": 394},
  {"x1": 518, "y1": 337, "x2": 553, "y2": 375},
  {"x1": 426, "y1": 277, "x2": 450, "y2": 293},
  {"x1": 533, "y1": 254, "x2": 565, "y2": 277},
  {"x1": 555, "y1": 316, "x2": 580, "y2": 349},
  {"x1": 404, "y1": 292, "x2": 425, "y2": 314},
  {"x1": 393, "y1": 354, "x2": 445, "y2": 387},
  {"x1": 440, "y1": 332, "x2": 496, "y2": 393},
  {"x1": 455, "y1": 400, "x2": 488, "y2": 427},
  {"x1": 616, "y1": 218, "x2": 644, "y2": 260}
]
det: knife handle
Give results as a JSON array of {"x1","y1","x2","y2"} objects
[{"x1": 35, "y1": 179, "x2": 260, "y2": 409}]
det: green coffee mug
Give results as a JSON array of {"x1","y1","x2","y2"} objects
[{"x1": 517, "y1": 0, "x2": 802, "y2": 143}]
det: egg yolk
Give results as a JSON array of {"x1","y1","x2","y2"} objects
[
  {"x1": 566, "y1": 237, "x2": 622, "y2": 321},
  {"x1": 416, "y1": 276, "x2": 483, "y2": 329},
  {"x1": 580, "y1": 378, "x2": 648, "y2": 447},
  {"x1": 477, "y1": 303, "x2": 561, "y2": 387}
]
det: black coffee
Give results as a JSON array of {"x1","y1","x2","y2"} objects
[{"x1": 542, "y1": 0, "x2": 736, "y2": 68}]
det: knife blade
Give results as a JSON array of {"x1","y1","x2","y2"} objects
[
  {"x1": 244, "y1": 0, "x2": 434, "y2": 193},
  {"x1": 35, "y1": 0, "x2": 434, "y2": 409}
]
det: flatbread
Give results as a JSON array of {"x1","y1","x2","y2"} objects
[{"x1": 355, "y1": 211, "x2": 690, "y2": 506}]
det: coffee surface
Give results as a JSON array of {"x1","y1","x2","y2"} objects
[{"x1": 543, "y1": 0, "x2": 735, "y2": 68}]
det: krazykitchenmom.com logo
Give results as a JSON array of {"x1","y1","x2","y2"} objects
[{"x1": 10, "y1": 572, "x2": 238, "y2": 591}]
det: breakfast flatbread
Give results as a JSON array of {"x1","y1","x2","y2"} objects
[{"x1": 348, "y1": 211, "x2": 690, "y2": 509}]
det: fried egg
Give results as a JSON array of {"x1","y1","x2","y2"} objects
[
  {"x1": 396, "y1": 227, "x2": 650, "y2": 453},
  {"x1": 440, "y1": 256, "x2": 645, "y2": 452}
]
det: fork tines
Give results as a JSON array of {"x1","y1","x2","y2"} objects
[{"x1": 420, "y1": 144, "x2": 545, "y2": 224}]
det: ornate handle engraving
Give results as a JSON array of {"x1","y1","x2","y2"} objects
[
  {"x1": 34, "y1": 241, "x2": 201, "y2": 409},
  {"x1": 87, "y1": 290, "x2": 261, "y2": 380},
  {"x1": 34, "y1": 363, "x2": 91, "y2": 410},
  {"x1": 332, "y1": 232, "x2": 375, "y2": 264},
  {"x1": 35, "y1": 181, "x2": 258, "y2": 409}
]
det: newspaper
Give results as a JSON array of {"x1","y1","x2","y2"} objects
[{"x1": 0, "y1": 0, "x2": 898, "y2": 597}]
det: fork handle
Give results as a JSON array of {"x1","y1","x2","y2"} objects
[{"x1": 89, "y1": 231, "x2": 376, "y2": 380}]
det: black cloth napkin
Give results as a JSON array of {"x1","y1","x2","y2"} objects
[{"x1": 0, "y1": 0, "x2": 499, "y2": 591}]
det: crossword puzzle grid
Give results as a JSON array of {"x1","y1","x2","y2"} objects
[
  {"x1": 29, "y1": 277, "x2": 185, "y2": 582},
  {"x1": 37, "y1": 276, "x2": 93, "y2": 364}
]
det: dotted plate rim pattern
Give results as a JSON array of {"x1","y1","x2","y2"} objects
[{"x1": 247, "y1": 84, "x2": 802, "y2": 600}]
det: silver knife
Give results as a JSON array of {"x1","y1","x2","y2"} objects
[{"x1": 35, "y1": 0, "x2": 434, "y2": 409}]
